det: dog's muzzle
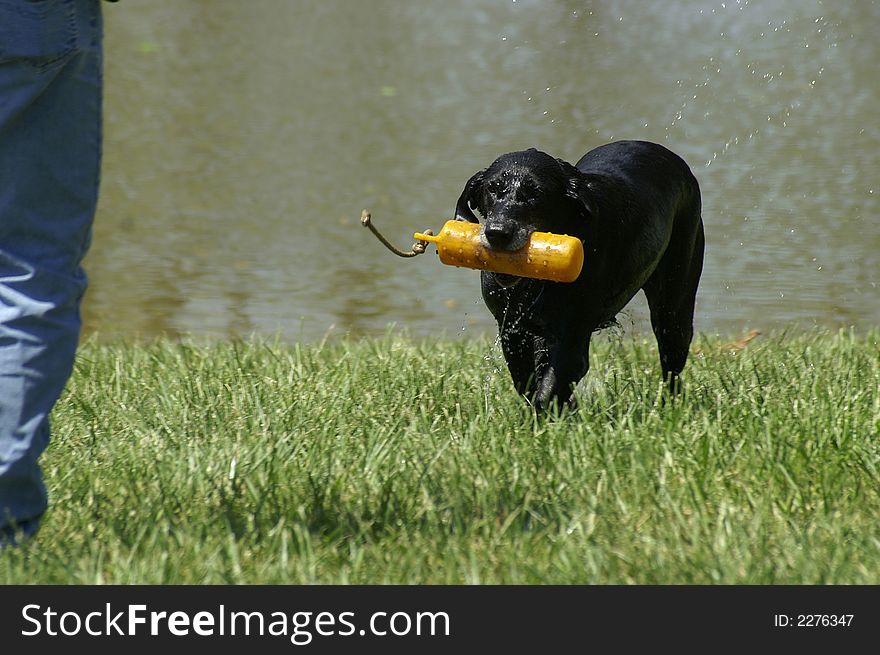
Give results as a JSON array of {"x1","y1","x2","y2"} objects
[{"x1": 479, "y1": 221, "x2": 532, "y2": 252}]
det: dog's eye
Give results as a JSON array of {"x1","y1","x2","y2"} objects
[
  {"x1": 487, "y1": 179, "x2": 505, "y2": 196},
  {"x1": 516, "y1": 177, "x2": 538, "y2": 200}
]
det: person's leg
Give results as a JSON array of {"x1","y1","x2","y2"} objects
[{"x1": 0, "y1": 0, "x2": 104, "y2": 544}]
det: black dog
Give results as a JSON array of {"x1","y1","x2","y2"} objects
[{"x1": 454, "y1": 140, "x2": 704, "y2": 410}]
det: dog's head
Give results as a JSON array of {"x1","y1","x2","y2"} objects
[{"x1": 454, "y1": 148, "x2": 593, "y2": 253}]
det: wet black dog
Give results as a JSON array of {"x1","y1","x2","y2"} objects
[{"x1": 454, "y1": 140, "x2": 704, "y2": 411}]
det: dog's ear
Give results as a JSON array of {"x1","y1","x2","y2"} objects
[
  {"x1": 557, "y1": 158, "x2": 595, "y2": 219},
  {"x1": 454, "y1": 169, "x2": 485, "y2": 223}
]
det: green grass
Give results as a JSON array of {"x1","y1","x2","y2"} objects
[{"x1": 2, "y1": 329, "x2": 879, "y2": 583}]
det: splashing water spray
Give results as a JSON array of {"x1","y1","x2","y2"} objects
[{"x1": 360, "y1": 210, "x2": 584, "y2": 283}]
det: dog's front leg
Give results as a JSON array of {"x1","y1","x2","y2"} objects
[
  {"x1": 499, "y1": 329, "x2": 538, "y2": 397},
  {"x1": 532, "y1": 331, "x2": 591, "y2": 412}
]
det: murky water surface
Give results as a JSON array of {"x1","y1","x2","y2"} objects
[{"x1": 85, "y1": 0, "x2": 879, "y2": 341}]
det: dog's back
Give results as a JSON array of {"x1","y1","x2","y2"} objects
[{"x1": 575, "y1": 140, "x2": 701, "y2": 236}]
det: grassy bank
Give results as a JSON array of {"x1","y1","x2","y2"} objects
[{"x1": 2, "y1": 329, "x2": 879, "y2": 583}]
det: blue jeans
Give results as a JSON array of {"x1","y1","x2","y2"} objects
[{"x1": 0, "y1": 0, "x2": 103, "y2": 543}]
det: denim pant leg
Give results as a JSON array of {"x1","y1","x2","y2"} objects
[{"x1": 0, "y1": 0, "x2": 103, "y2": 539}]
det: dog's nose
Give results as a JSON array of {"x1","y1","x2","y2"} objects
[{"x1": 483, "y1": 223, "x2": 516, "y2": 249}]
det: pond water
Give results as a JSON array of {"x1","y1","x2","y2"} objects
[{"x1": 84, "y1": 0, "x2": 879, "y2": 342}]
